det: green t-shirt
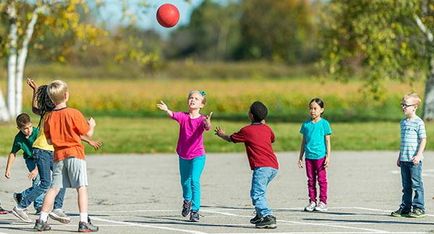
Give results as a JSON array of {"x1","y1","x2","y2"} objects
[{"x1": 10, "y1": 127, "x2": 39, "y2": 159}]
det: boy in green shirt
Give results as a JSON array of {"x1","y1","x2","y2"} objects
[{"x1": 5, "y1": 113, "x2": 45, "y2": 218}]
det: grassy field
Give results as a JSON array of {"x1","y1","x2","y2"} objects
[
  {"x1": 0, "y1": 117, "x2": 432, "y2": 155},
  {"x1": 10, "y1": 77, "x2": 424, "y2": 122}
]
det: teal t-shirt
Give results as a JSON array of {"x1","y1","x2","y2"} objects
[
  {"x1": 10, "y1": 127, "x2": 39, "y2": 159},
  {"x1": 300, "y1": 118, "x2": 332, "y2": 160}
]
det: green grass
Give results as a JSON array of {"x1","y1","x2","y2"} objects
[{"x1": 0, "y1": 117, "x2": 432, "y2": 155}]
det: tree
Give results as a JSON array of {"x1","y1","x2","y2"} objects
[
  {"x1": 0, "y1": 0, "x2": 102, "y2": 121},
  {"x1": 238, "y1": 0, "x2": 317, "y2": 63},
  {"x1": 168, "y1": 0, "x2": 241, "y2": 60},
  {"x1": 320, "y1": 0, "x2": 434, "y2": 119}
]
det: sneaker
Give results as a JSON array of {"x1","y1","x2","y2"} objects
[
  {"x1": 391, "y1": 207, "x2": 411, "y2": 217},
  {"x1": 49, "y1": 209, "x2": 71, "y2": 224},
  {"x1": 13, "y1": 193, "x2": 22, "y2": 205},
  {"x1": 11, "y1": 206, "x2": 32, "y2": 223},
  {"x1": 250, "y1": 214, "x2": 262, "y2": 224},
  {"x1": 190, "y1": 211, "x2": 200, "y2": 222},
  {"x1": 255, "y1": 215, "x2": 277, "y2": 229},
  {"x1": 0, "y1": 206, "x2": 8, "y2": 214},
  {"x1": 181, "y1": 200, "x2": 192, "y2": 217},
  {"x1": 315, "y1": 202, "x2": 328, "y2": 212},
  {"x1": 304, "y1": 201, "x2": 316, "y2": 212},
  {"x1": 408, "y1": 208, "x2": 426, "y2": 218},
  {"x1": 34, "y1": 219, "x2": 51, "y2": 231},
  {"x1": 78, "y1": 218, "x2": 99, "y2": 232}
]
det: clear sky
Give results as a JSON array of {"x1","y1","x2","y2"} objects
[{"x1": 97, "y1": 0, "x2": 207, "y2": 35}]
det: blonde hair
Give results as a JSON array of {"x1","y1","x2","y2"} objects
[
  {"x1": 47, "y1": 80, "x2": 68, "y2": 105},
  {"x1": 403, "y1": 92, "x2": 422, "y2": 106},
  {"x1": 188, "y1": 90, "x2": 207, "y2": 105}
]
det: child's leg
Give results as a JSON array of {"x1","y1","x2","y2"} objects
[
  {"x1": 410, "y1": 162, "x2": 424, "y2": 210},
  {"x1": 53, "y1": 188, "x2": 67, "y2": 210},
  {"x1": 39, "y1": 187, "x2": 61, "y2": 221},
  {"x1": 190, "y1": 156, "x2": 206, "y2": 212},
  {"x1": 400, "y1": 162, "x2": 412, "y2": 211},
  {"x1": 250, "y1": 167, "x2": 278, "y2": 217},
  {"x1": 317, "y1": 157, "x2": 328, "y2": 204},
  {"x1": 179, "y1": 157, "x2": 193, "y2": 202},
  {"x1": 305, "y1": 159, "x2": 317, "y2": 203},
  {"x1": 19, "y1": 151, "x2": 52, "y2": 209},
  {"x1": 77, "y1": 186, "x2": 88, "y2": 221},
  {"x1": 64, "y1": 158, "x2": 89, "y2": 222},
  {"x1": 23, "y1": 158, "x2": 44, "y2": 210}
]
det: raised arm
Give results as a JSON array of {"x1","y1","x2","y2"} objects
[
  {"x1": 204, "y1": 112, "x2": 213, "y2": 130},
  {"x1": 85, "y1": 117, "x2": 96, "y2": 137},
  {"x1": 26, "y1": 78, "x2": 42, "y2": 115},
  {"x1": 157, "y1": 100, "x2": 173, "y2": 117},
  {"x1": 214, "y1": 126, "x2": 232, "y2": 142}
]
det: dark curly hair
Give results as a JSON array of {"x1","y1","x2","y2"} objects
[{"x1": 35, "y1": 85, "x2": 55, "y2": 126}]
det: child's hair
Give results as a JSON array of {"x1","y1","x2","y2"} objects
[
  {"x1": 16, "y1": 113, "x2": 31, "y2": 128},
  {"x1": 403, "y1": 93, "x2": 421, "y2": 106},
  {"x1": 250, "y1": 101, "x2": 268, "y2": 122},
  {"x1": 309, "y1": 98, "x2": 325, "y2": 115},
  {"x1": 36, "y1": 85, "x2": 55, "y2": 116},
  {"x1": 47, "y1": 80, "x2": 68, "y2": 105},
  {"x1": 188, "y1": 90, "x2": 207, "y2": 105}
]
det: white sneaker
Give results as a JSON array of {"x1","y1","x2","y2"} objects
[
  {"x1": 315, "y1": 202, "x2": 328, "y2": 212},
  {"x1": 49, "y1": 209, "x2": 71, "y2": 224},
  {"x1": 304, "y1": 201, "x2": 316, "y2": 212},
  {"x1": 12, "y1": 206, "x2": 32, "y2": 223}
]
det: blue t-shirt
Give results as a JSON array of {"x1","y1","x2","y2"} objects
[
  {"x1": 400, "y1": 116, "x2": 426, "y2": 162},
  {"x1": 300, "y1": 118, "x2": 332, "y2": 160}
]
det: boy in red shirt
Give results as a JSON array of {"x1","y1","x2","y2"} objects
[
  {"x1": 34, "y1": 80, "x2": 98, "y2": 232},
  {"x1": 215, "y1": 101, "x2": 278, "y2": 229}
]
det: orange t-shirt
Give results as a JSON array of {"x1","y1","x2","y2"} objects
[{"x1": 44, "y1": 107, "x2": 90, "y2": 162}]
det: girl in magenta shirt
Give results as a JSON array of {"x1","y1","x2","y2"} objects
[{"x1": 157, "y1": 90, "x2": 212, "y2": 222}]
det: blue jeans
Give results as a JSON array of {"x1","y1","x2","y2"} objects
[
  {"x1": 23, "y1": 158, "x2": 44, "y2": 210},
  {"x1": 19, "y1": 149, "x2": 66, "y2": 210},
  {"x1": 179, "y1": 156, "x2": 206, "y2": 212},
  {"x1": 250, "y1": 167, "x2": 278, "y2": 217},
  {"x1": 400, "y1": 161, "x2": 424, "y2": 211}
]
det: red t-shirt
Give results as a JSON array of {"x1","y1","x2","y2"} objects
[{"x1": 230, "y1": 123, "x2": 279, "y2": 170}]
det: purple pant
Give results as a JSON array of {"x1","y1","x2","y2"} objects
[{"x1": 305, "y1": 157, "x2": 328, "y2": 204}]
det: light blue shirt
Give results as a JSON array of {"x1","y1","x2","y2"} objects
[
  {"x1": 300, "y1": 118, "x2": 332, "y2": 160},
  {"x1": 400, "y1": 116, "x2": 426, "y2": 162}
]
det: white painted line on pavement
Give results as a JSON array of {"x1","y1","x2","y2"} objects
[{"x1": 91, "y1": 216, "x2": 208, "y2": 234}]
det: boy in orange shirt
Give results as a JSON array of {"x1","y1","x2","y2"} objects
[{"x1": 34, "y1": 80, "x2": 98, "y2": 232}]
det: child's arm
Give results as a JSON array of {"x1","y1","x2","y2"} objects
[
  {"x1": 26, "y1": 78, "x2": 42, "y2": 115},
  {"x1": 412, "y1": 138, "x2": 427, "y2": 164},
  {"x1": 157, "y1": 101, "x2": 173, "y2": 117},
  {"x1": 84, "y1": 117, "x2": 96, "y2": 138},
  {"x1": 214, "y1": 127, "x2": 232, "y2": 142},
  {"x1": 324, "y1": 135, "x2": 331, "y2": 168},
  {"x1": 81, "y1": 135, "x2": 103, "y2": 150},
  {"x1": 5, "y1": 153, "x2": 17, "y2": 179},
  {"x1": 298, "y1": 136, "x2": 305, "y2": 168},
  {"x1": 204, "y1": 112, "x2": 213, "y2": 130}
]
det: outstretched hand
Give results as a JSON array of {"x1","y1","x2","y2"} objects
[
  {"x1": 88, "y1": 140, "x2": 103, "y2": 150},
  {"x1": 214, "y1": 126, "x2": 225, "y2": 137},
  {"x1": 26, "y1": 78, "x2": 37, "y2": 91},
  {"x1": 204, "y1": 112, "x2": 213, "y2": 126},
  {"x1": 157, "y1": 101, "x2": 168, "y2": 111}
]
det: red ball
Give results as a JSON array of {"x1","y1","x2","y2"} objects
[{"x1": 156, "y1": 3, "x2": 180, "y2": 28}]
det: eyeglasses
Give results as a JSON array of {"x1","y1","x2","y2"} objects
[{"x1": 401, "y1": 103, "x2": 416, "y2": 108}]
